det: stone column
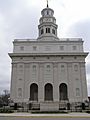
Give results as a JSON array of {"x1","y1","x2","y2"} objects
[
  {"x1": 38, "y1": 63, "x2": 44, "y2": 102},
  {"x1": 53, "y1": 63, "x2": 59, "y2": 102}
]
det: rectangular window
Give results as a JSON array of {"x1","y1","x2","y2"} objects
[
  {"x1": 61, "y1": 65, "x2": 65, "y2": 72},
  {"x1": 74, "y1": 65, "x2": 78, "y2": 71},
  {"x1": 20, "y1": 46, "x2": 24, "y2": 51},
  {"x1": 32, "y1": 65, "x2": 36, "y2": 71},
  {"x1": 73, "y1": 46, "x2": 77, "y2": 50},
  {"x1": 45, "y1": 46, "x2": 51, "y2": 51},
  {"x1": 18, "y1": 88, "x2": 22, "y2": 97},
  {"x1": 33, "y1": 46, "x2": 37, "y2": 51},
  {"x1": 76, "y1": 88, "x2": 80, "y2": 96},
  {"x1": 60, "y1": 46, "x2": 64, "y2": 51}
]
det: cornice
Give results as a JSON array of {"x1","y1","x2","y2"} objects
[
  {"x1": 9, "y1": 52, "x2": 89, "y2": 58},
  {"x1": 13, "y1": 38, "x2": 83, "y2": 43},
  {"x1": 12, "y1": 61, "x2": 86, "y2": 64}
]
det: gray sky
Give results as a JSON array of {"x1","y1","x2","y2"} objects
[{"x1": 0, "y1": 0, "x2": 90, "y2": 95}]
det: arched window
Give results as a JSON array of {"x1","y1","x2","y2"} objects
[
  {"x1": 59, "y1": 83, "x2": 68, "y2": 100},
  {"x1": 47, "y1": 10, "x2": 49, "y2": 15},
  {"x1": 41, "y1": 29, "x2": 44, "y2": 35},
  {"x1": 45, "y1": 83, "x2": 53, "y2": 101},
  {"x1": 46, "y1": 28, "x2": 50, "y2": 33},
  {"x1": 30, "y1": 83, "x2": 38, "y2": 101},
  {"x1": 52, "y1": 29, "x2": 55, "y2": 34}
]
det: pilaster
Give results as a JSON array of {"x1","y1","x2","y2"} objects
[
  {"x1": 53, "y1": 63, "x2": 59, "y2": 101},
  {"x1": 38, "y1": 63, "x2": 44, "y2": 102},
  {"x1": 67, "y1": 63, "x2": 75, "y2": 102},
  {"x1": 11, "y1": 63, "x2": 17, "y2": 101},
  {"x1": 80, "y1": 62, "x2": 88, "y2": 101}
]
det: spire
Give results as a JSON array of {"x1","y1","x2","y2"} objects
[{"x1": 47, "y1": 0, "x2": 49, "y2": 8}]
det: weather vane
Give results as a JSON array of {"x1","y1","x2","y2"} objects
[{"x1": 47, "y1": 0, "x2": 49, "y2": 7}]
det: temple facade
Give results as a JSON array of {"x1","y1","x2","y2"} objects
[{"x1": 9, "y1": 4, "x2": 88, "y2": 111}]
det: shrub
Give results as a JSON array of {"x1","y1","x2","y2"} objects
[
  {"x1": 31, "y1": 111, "x2": 68, "y2": 114},
  {"x1": 0, "y1": 108, "x2": 14, "y2": 113}
]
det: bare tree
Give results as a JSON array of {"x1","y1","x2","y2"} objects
[{"x1": 1, "y1": 90, "x2": 10, "y2": 106}]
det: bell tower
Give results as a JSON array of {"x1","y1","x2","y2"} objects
[{"x1": 38, "y1": 2, "x2": 58, "y2": 40}]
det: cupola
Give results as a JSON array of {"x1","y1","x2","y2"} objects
[{"x1": 37, "y1": 2, "x2": 58, "y2": 41}]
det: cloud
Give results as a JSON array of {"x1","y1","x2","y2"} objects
[
  {"x1": 66, "y1": 20, "x2": 90, "y2": 50},
  {"x1": 65, "y1": 20, "x2": 90, "y2": 95},
  {"x1": 0, "y1": 0, "x2": 40, "y2": 94}
]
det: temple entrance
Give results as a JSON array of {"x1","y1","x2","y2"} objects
[
  {"x1": 59, "y1": 83, "x2": 68, "y2": 100},
  {"x1": 45, "y1": 83, "x2": 53, "y2": 101},
  {"x1": 30, "y1": 83, "x2": 38, "y2": 101}
]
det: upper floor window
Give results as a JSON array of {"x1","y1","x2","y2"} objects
[
  {"x1": 74, "y1": 56, "x2": 77, "y2": 59},
  {"x1": 19, "y1": 65, "x2": 23, "y2": 68},
  {"x1": 20, "y1": 46, "x2": 24, "y2": 51},
  {"x1": 61, "y1": 65, "x2": 65, "y2": 72},
  {"x1": 46, "y1": 28, "x2": 50, "y2": 33},
  {"x1": 19, "y1": 64, "x2": 23, "y2": 72},
  {"x1": 32, "y1": 65, "x2": 36, "y2": 71},
  {"x1": 45, "y1": 46, "x2": 51, "y2": 51},
  {"x1": 60, "y1": 46, "x2": 64, "y2": 51},
  {"x1": 33, "y1": 46, "x2": 37, "y2": 51},
  {"x1": 76, "y1": 78, "x2": 79, "y2": 81},
  {"x1": 73, "y1": 46, "x2": 77, "y2": 50},
  {"x1": 19, "y1": 78, "x2": 22, "y2": 81},
  {"x1": 46, "y1": 65, "x2": 51, "y2": 72},
  {"x1": 74, "y1": 65, "x2": 78, "y2": 71},
  {"x1": 61, "y1": 65, "x2": 64, "y2": 68},
  {"x1": 47, "y1": 65, "x2": 50, "y2": 68}
]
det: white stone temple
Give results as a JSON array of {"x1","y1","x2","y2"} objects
[{"x1": 9, "y1": 3, "x2": 89, "y2": 111}]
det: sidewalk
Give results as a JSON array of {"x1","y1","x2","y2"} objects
[{"x1": 0, "y1": 112, "x2": 90, "y2": 118}]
